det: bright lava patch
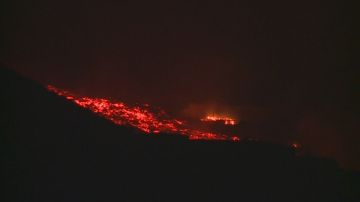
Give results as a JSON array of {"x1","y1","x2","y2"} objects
[{"x1": 201, "y1": 115, "x2": 236, "y2": 125}]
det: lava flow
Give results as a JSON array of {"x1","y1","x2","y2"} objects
[
  {"x1": 47, "y1": 85, "x2": 240, "y2": 141},
  {"x1": 201, "y1": 115, "x2": 236, "y2": 125}
]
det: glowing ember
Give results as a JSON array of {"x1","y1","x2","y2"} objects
[
  {"x1": 47, "y1": 85, "x2": 240, "y2": 141},
  {"x1": 201, "y1": 115, "x2": 236, "y2": 125},
  {"x1": 291, "y1": 143, "x2": 301, "y2": 149}
]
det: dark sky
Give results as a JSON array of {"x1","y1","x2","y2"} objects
[{"x1": 1, "y1": 0, "x2": 358, "y2": 168}]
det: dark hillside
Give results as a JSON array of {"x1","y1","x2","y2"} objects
[{"x1": 0, "y1": 66, "x2": 357, "y2": 202}]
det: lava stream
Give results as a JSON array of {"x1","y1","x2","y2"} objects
[{"x1": 47, "y1": 85, "x2": 240, "y2": 141}]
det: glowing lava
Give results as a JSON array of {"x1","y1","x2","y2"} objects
[
  {"x1": 47, "y1": 85, "x2": 240, "y2": 141},
  {"x1": 201, "y1": 115, "x2": 236, "y2": 125}
]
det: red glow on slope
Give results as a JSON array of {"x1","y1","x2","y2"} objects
[{"x1": 47, "y1": 85, "x2": 240, "y2": 141}]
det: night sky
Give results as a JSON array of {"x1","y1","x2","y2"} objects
[{"x1": 1, "y1": 0, "x2": 358, "y2": 168}]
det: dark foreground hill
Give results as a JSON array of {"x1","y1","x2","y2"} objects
[{"x1": 1, "y1": 66, "x2": 359, "y2": 202}]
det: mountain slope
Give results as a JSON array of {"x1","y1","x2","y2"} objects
[{"x1": 0, "y1": 66, "x2": 355, "y2": 202}]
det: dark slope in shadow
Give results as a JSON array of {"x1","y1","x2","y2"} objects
[{"x1": 1, "y1": 66, "x2": 357, "y2": 202}]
